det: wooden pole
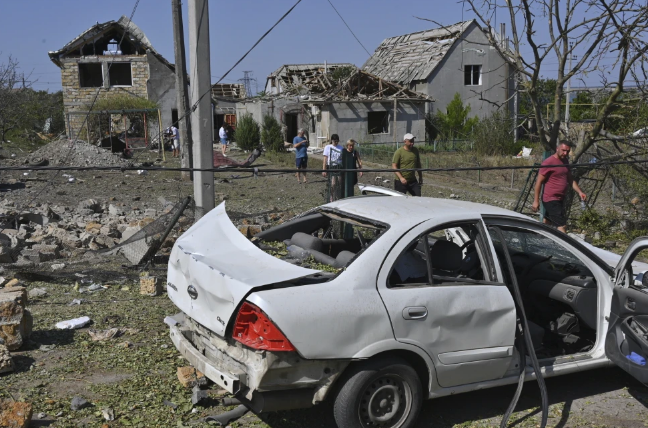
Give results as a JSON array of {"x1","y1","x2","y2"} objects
[{"x1": 393, "y1": 99, "x2": 398, "y2": 143}]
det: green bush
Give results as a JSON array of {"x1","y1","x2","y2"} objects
[
  {"x1": 434, "y1": 93, "x2": 479, "y2": 140},
  {"x1": 472, "y1": 110, "x2": 515, "y2": 155},
  {"x1": 261, "y1": 114, "x2": 284, "y2": 152},
  {"x1": 235, "y1": 114, "x2": 260, "y2": 151}
]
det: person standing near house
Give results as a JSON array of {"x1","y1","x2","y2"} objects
[
  {"x1": 392, "y1": 133, "x2": 423, "y2": 196},
  {"x1": 322, "y1": 134, "x2": 344, "y2": 200},
  {"x1": 219, "y1": 124, "x2": 229, "y2": 156},
  {"x1": 532, "y1": 140, "x2": 586, "y2": 233},
  {"x1": 293, "y1": 128, "x2": 309, "y2": 184},
  {"x1": 170, "y1": 125, "x2": 179, "y2": 158}
]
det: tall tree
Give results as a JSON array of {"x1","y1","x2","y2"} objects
[
  {"x1": 0, "y1": 56, "x2": 30, "y2": 141},
  {"x1": 465, "y1": 0, "x2": 648, "y2": 164}
]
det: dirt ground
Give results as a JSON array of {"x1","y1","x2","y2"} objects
[{"x1": 1, "y1": 145, "x2": 647, "y2": 427}]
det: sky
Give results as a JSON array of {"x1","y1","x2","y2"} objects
[{"x1": 0, "y1": 0, "x2": 619, "y2": 94}]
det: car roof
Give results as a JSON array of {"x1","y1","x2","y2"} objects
[{"x1": 325, "y1": 196, "x2": 531, "y2": 225}]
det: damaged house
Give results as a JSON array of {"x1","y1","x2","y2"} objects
[
  {"x1": 48, "y1": 16, "x2": 177, "y2": 139},
  {"x1": 211, "y1": 83, "x2": 246, "y2": 133},
  {"x1": 238, "y1": 64, "x2": 431, "y2": 146},
  {"x1": 363, "y1": 20, "x2": 514, "y2": 118}
]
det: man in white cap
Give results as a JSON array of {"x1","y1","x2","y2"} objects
[{"x1": 391, "y1": 133, "x2": 423, "y2": 196}]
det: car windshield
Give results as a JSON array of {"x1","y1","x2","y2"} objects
[{"x1": 255, "y1": 210, "x2": 387, "y2": 275}]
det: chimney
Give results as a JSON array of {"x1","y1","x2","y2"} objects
[{"x1": 500, "y1": 23, "x2": 506, "y2": 47}]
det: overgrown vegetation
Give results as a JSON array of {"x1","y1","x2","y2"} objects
[
  {"x1": 431, "y1": 93, "x2": 479, "y2": 140},
  {"x1": 472, "y1": 110, "x2": 515, "y2": 155},
  {"x1": 235, "y1": 113, "x2": 260, "y2": 151},
  {"x1": 260, "y1": 114, "x2": 284, "y2": 152},
  {"x1": 329, "y1": 65, "x2": 356, "y2": 82},
  {"x1": 87, "y1": 94, "x2": 158, "y2": 112}
]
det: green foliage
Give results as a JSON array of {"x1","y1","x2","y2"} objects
[
  {"x1": 425, "y1": 112, "x2": 439, "y2": 142},
  {"x1": 88, "y1": 94, "x2": 158, "y2": 111},
  {"x1": 261, "y1": 114, "x2": 284, "y2": 152},
  {"x1": 434, "y1": 93, "x2": 479, "y2": 140},
  {"x1": 520, "y1": 78, "x2": 557, "y2": 117},
  {"x1": 569, "y1": 92, "x2": 596, "y2": 122},
  {"x1": 235, "y1": 113, "x2": 260, "y2": 151},
  {"x1": 329, "y1": 66, "x2": 356, "y2": 82},
  {"x1": 472, "y1": 110, "x2": 516, "y2": 155}
]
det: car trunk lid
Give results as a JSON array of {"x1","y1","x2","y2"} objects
[{"x1": 167, "y1": 203, "x2": 321, "y2": 337}]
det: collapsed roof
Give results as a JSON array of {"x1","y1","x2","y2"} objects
[
  {"x1": 362, "y1": 20, "x2": 474, "y2": 85},
  {"x1": 267, "y1": 63, "x2": 356, "y2": 94},
  {"x1": 319, "y1": 69, "x2": 431, "y2": 102},
  {"x1": 211, "y1": 83, "x2": 246, "y2": 100},
  {"x1": 48, "y1": 16, "x2": 174, "y2": 71}
]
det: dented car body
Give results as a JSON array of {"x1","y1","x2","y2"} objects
[{"x1": 167, "y1": 197, "x2": 648, "y2": 428}]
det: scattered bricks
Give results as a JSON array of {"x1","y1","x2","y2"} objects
[
  {"x1": 0, "y1": 344, "x2": 14, "y2": 374},
  {"x1": 78, "y1": 199, "x2": 101, "y2": 213},
  {"x1": 0, "y1": 287, "x2": 32, "y2": 350},
  {"x1": 4, "y1": 279, "x2": 20, "y2": 288},
  {"x1": 108, "y1": 204, "x2": 124, "y2": 217},
  {"x1": 70, "y1": 396, "x2": 91, "y2": 411},
  {"x1": 62, "y1": 235, "x2": 82, "y2": 249},
  {"x1": 177, "y1": 366, "x2": 206, "y2": 388},
  {"x1": 140, "y1": 276, "x2": 163, "y2": 296},
  {"x1": 0, "y1": 400, "x2": 33, "y2": 428},
  {"x1": 85, "y1": 222, "x2": 102, "y2": 235},
  {"x1": 238, "y1": 225, "x2": 262, "y2": 237}
]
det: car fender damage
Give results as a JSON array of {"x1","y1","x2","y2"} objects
[{"x1": 169, "y1": 313, "x2": 350, "y2": 411}]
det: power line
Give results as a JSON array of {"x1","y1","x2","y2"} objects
[{"x1": 325, "y1": 0, "x2": 371, "y2": 57}]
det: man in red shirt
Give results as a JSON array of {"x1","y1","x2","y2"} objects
[{"x1": 532, "y1": 141, "x2": 586, "y2": 233}]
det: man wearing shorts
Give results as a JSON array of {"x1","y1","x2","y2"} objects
[
  {"x1": 293, "y1": 128, "x2": 309, "y2": 184},
  {"x1": 219, "y1": 124, "x2": 229, "y2": 156},
  {"x1": 170, "y1": 125, "x2": 179, "y2": 158},
  {"x1": 532, "y1": 140, "x2": 586, "y2": 233}
]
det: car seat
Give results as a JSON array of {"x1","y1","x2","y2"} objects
[{"x1": 430, "y1": 240, "x2": 462, "y2": 277}]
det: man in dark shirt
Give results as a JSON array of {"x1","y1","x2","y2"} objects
[{"x1": 532, "y1": 141, "x2": 586, "y2": 233}]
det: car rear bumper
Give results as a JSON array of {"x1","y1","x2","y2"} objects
[{"x1": 167, "y1": 312, "x2": 350, "y2": 412}]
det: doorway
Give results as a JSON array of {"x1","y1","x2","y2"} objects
[{"x1": 285, "y1": 113, "x2": 298, "y2": 143}]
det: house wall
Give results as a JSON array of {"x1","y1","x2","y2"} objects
[
  {"x1": 421, "y1": 23, "x2": 512, "y2": 120},
  {"x1": 324, "y1": 101, "x2": 426, "y2": 145},
  {"x1": 146, "y1": 52, "x2": 176, "y2": 132},
  {"x1": 61, "y1": 56, "x2": 149, "y2": 138}
]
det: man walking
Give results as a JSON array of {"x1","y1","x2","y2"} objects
[
  {"x1": 392, "y1": 133, "x2": 423, "y2": 196},
  {"x1": 293, "y1": 128, "x2": 309, "y2": 184},
  {"x1": 532, "y1": 140, "x2": 586, "y2": 233},
  {"x1": 170, "y1": 125, "x2": 179, "y2": 158}
]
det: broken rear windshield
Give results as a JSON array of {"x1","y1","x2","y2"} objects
[{"x1": 254, "y1": 209, "x2": 387, "y2": 275}]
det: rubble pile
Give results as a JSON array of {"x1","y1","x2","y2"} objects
[
  {"x1": 0, "y1": 197, "x2": 189, "y2": 266},
  {"x1": 28, "y1": 139, "x2": 128, "y2": 167}
]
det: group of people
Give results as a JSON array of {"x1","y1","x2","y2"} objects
[{"x1": 292, "y1": 129, "x2": 363, "y2": 185}]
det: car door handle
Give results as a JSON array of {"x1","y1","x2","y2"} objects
[{"x1": 403, "y1": 306, "x2": 428, "y2": 320}]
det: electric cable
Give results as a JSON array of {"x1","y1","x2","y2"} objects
[
  {"x1": 491, "y1": 226, "x2": 548, "y2": 428},
  {"x1": 325, "y1": 0, "x2": 371, "y2": 57}
]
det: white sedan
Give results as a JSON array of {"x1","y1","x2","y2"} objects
[{"x1": 166, "y1": 195, "x2": 648, "y2": 428}]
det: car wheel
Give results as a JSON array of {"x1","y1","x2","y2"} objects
[{"x1": 333, "y1": 357, "x2": 422, "y2": 428}]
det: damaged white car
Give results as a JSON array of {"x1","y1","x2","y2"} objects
[{"x1": 166, "y1": 196, "x2": 648, "y2": 428}]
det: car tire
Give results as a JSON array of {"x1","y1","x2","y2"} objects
[{"x1": 333, "y1": 357, "x2": 422, "y2": 428}]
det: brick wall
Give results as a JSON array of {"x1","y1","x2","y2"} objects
[{"x1": 60, "y1": 56, "x2": 150, "y2": 139}]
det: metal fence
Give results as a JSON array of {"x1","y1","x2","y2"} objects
[{"x1": 359, "y1": 140, "x2": 474, "y2": 165}]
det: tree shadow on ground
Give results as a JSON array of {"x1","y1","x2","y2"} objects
[
  {"x1": 21, "y1": 329, "x2": 76, "y2": 351},
  {"x1": 258, "y1": 367, "x2": 648, "y2": 428}
]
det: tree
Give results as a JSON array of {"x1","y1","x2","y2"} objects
[
  {"x1": 472, "y1": 111, "x2": 515, "y2": 155},
  {"x1": 235, "y1": 114, "x2": 260, "y2": 151},
  {"x1": 465, "y1": 0, "x2": 648, "y2": 164},
  {"x1": 261, "y1": 114, "x2": 283, "y2": 152},
  {"x1": 434, "y1": 93, "x2": 479, "y2": 140},
  {"x1": 0, "y1": 56, "x2": 30, "y2": 142}
]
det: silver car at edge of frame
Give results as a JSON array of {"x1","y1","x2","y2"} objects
[{"x1": 166, "y1": 193, "x2": 648, "y2": 428}]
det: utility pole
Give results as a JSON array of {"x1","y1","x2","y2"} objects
[
  {"x1": 171, "y1": 0, "x2": 193, "y2": 181},
  {"x1": 188, "y1": 0, "x2": 215, "y2": 218},
  {"x1": 565, "y1": 42, "x2": 575, "y2": 132}
]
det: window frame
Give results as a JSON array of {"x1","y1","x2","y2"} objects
[
  {"x1": 464, "y1": 64, "x2": 482, "y2": 86},
  {"x1": 387, "y1": 219, "x2": 501, "y2": 289},
  {"x1": 78, "y1": 62, "x2": 104, "y2": 88},
  {"x1": 108, "y1": 62, "x2": 133, "y2": 87},
  {"x1": 367, "y1": 111, "x2": 390, "y2": 135}
]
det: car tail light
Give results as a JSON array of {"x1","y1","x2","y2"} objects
[{"x1": 232, "y1": 302, "x2": 296, "y2": 352}]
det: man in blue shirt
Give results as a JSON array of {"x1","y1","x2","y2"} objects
[{"x1": 293, "y1": 128, "x2": 309, "y2": 184}]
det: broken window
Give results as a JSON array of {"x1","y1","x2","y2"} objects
[
  {"x1": 109, "y1": 63, "x2": 132, "y2": 86},
  {"x1": 464, "y1": 65, "x2": 482, "y2": 86},
  {"x1": 79, "y1": 63, "x2": 103, "y2": 88},
  {"x1": 368, "y1": 111, "x2": 389, "y2": 134}
]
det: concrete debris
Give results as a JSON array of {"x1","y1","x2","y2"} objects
[
  {"x1": 51, "y1": 263, "x2": 66, "y2": 271},
  {"x1": 88, "y1": 327, "x2": 139, "y2": 341},
  {"x1": 177, "y1": 366, "x2": 207, "y2": 388},
  {"x1": 4, "y1": 279, "x2": 20, "y2": 288},
  {"x1": 191, "y1": 386, "x2": 210, "y2": 407},
  {"x1": 27, "y1": 288, "x2": 47, "y2": 298},
  {"x1": 102, "y1": 407, "x2": 115, "y2": 421},
  {"x1": 56, "y1": 316, "x2": 91, "y2": 330},
  {"x1": 0, "y1": 286, "x2": 32, "y2": 350},
  {"x1": 0, "y1": 400, "x2": 33, "y2": 428},
  {"x1": 0, "y1": 344, "x2": 14, "y2": 374},
  {"x1": 30, "y1": 139, "x2": 128, "y2": 167},
  {"x1": 140, "y1": 276, "x2": 163, "y2": 296},
  {"x1": 70, "y1": 396, "x2": 91, "y2": 411}
]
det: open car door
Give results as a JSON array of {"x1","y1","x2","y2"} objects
[{"x1": 605, "y1": 237, "x2": 648, "y2": 384}]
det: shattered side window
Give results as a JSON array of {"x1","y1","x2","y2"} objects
[{"x1": 256, "y1": 210, "x2": 387, "y2": 274}]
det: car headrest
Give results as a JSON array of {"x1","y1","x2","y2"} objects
[
  {"x1": 335, "y1": 250, "x2": 356, "y2": 268},
  {"x1": 430, "y1": 239, "x2": 462, "y2": 272},
  {"x1": 291, "y1": 232, "x2": 323, "y2": 252}
]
